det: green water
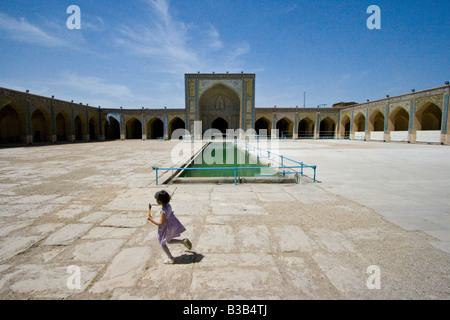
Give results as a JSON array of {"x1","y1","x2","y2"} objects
[{"x1": 180, "y1": 143, "x2": 276, "y2": 178}]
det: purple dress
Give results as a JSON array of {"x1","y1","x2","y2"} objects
[{"x1": 157, "y1": 204, "x2": 186, "y2": 245}]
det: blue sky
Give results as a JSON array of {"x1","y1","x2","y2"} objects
[{"x1": 0, "y1": 0, "x2": 448, "y2": 109}]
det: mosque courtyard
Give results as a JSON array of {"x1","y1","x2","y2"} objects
[{"x1": 0, "y1": 139, "x2": 448, "y2": 300}]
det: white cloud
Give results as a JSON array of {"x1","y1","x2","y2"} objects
[
  {"x1": 113, "y1": 0, "x2": 199, "y2": 73},
  {"x1": 0, "y1": 12, "x2": 69, "y2": 47},
  {"x1": 228, "y1": 42, "x2": 251, "y2": 62},
  {"x1": 4, "y1": 73, "x2": 135, "y2": 108},
  {"x1": 50, "y1": 73, "x2": 183, "y2": 109},
  {"x1": 59, "y1": 73, "x2": 133, "y2": 99},
  {"x1": 114, "y1": 0, "x2": 250, "y2": 74},
  {"x1": 82, "y1": 16, "x2": 105, "y2": 32},
  {"x1": 149, "y1": 0, "x2": 170, "y2": 22},
  {"x1": 207, "y1": 24, "x2": 224, "y2": 51}
]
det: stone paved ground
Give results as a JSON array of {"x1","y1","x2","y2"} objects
[
  {"x1": 275, "y1": 140, "x2": 450, "y2": 254},
  {"x1": 0, "y1": 140, "x2": 448, "y2": 300}
]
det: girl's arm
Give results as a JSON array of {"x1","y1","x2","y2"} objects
[{"x1": 148, "y1": 210, "x2": 166, "y2": 226}]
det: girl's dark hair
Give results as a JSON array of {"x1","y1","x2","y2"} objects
[{"x1": 155, "y1": 190, "x2": 171, "y2": 206}]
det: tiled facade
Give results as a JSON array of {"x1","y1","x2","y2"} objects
[{"x1": 1, "y1": 74, "x2": 449, "y2": 145}]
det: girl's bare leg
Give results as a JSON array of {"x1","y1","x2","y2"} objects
[
  {"x1": 169, "y1": 238, "x2": 192, "y2": 250},
  {"x1": 161, "y1": 243, "x2": 174, "y2": 259}
]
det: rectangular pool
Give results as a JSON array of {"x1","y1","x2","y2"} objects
[{"x1": 179, "y1": 142, "x2": 278, "y2": 178}]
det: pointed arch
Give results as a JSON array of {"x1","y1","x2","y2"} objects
[
  {"x1": 353, "y1": 112, "x2": 366, "y2": 132},
  {"x1": 369, "y1": 110, "x2": 385, "y2": 132},
  {"x1": 74, "y1": 115, "x2": 84, "y2": 141},
  {"x1": 319, "y1": 117, "x2": 336, "y2": 138},
  {"x1": 31, "y1": 108, "x2": 50, "y2": 143},
  {"x1": 211, "y1": 117, "x2": 228, "y2": 134},
  {"x1": 199, "y1": 84, "x2": 240, "y2": 132},
  {"x1": 255, "y1": 117, "x2": 271, "y2": 136},
  {"x1": 199, "y1": 82, "x2": 241, "y2": 102},
  {"x1": 0, "y1": 105, "x2": 21, "y2": 144},
  {"x1": 89, "y1": 117, "x2": 98, "y2": 141},
  {"x1": 389, "y1": 107, "x2": 409, "y2": 132},
  {"x1": 105, "y1": 116, "x2": 120, "y2": 140},
  {"x1": 298, "y1": 117, "x2": 315, "y2": 139},
  {"x1": 340, "y1": 115, "x2": 351, "y2": 139},
  {"x1": 414, "y1": 102, "x2": 442, "y2": 131},
  {"x1": 125, "y1": 117, "x2": 142, "y2": 140},
  {"x1": 147, "y1": 117, "x2": 164, "y2": 139},
  {"x1": 55, "y1": 112, "x2": 70, "y2": 142},
  {"x1": 276, "y1": 117, "x2": 293, "y2": 138},
  {"x1": 168, "y1": 117, "x2": 186, "y2": 139}
]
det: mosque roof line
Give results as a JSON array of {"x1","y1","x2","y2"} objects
[{"x1": 2, "y1": 83, "x2": 448, "y2": 113}]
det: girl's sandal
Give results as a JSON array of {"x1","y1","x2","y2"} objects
[{"x1": 183, "y1": 239, "x2": 192, "y2": 250}]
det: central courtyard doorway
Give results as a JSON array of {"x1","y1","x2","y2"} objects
[
  {"x1": 212, "y1": 117, "x2": 228, "y2": 135},
  {"x1": 199, "y1": 84, "x2": 240, "y2": 134}
]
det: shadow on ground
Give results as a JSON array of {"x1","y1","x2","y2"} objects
[{"x1": 174, "y1": 251, "x2": 204, "y2": 265}]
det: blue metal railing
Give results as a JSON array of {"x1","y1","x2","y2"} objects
[
  {"x1": 233, "y1": 140, "x2": 316, "y2": 175},
  {"x1": 233, "y1": 140, "x2": 319, "y2": 182},
  {"x1": 152, "y1": 140, "x2": 317, "y2": 185},
  {"x1": 152, "y1": 164, "x2": 317, "y2": 186}
]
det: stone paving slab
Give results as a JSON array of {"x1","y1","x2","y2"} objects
[
  {"x1": 110, "y1": 288, "x2": 161, "y2": 300},
  {"x1": 100, "y1": 214, "x2": 147, "y2": 228},
  {"x1": 0, "y1": 140, "x2": 448, "y2": 300},
  {"x1": 195, "y1": 225, "x2": 236, "y2": 253},
  {"x1": 138, "y1": 265, "x2": 193, "y2": 299},
  {"x1": 0, "y1": 221, "x2": 34, "y2": 237},
  {"x1": 0, "y1": 236, "x2": 45, "y2": 263},
  {"x1": 64, "y1": 239, "x2": 127, "y2": 263},
  {"x1": 284, "y1": 185, "x2": 337, "y2": 203},
  {"x1": 309, "y1": 228, "x2": 356, "y2": 253},
  {"x1": 56, "y1": 205, "x2": 93, "y2": 219},
  {"x1": 273, "y1": 226, "x2": 318, "y2": 252},
  {"x1": 191, "y1": 267, "x2": 284, "y2": 295},
  {"x1": 311, "y1": 251, "x2": 370, "y2": 299},
  {"x1": 277, "y1": 140, "x2": 450, "y2": 253},
  {"x1": 3, "y1": 264, "x2": 102, "y2": 299},
  {"x1": 40, "y1": 247, "x2": 66, "y2": 263},
  {"x1": 237, "y1": 226, "x2": 274, "y2": 253},
  {"x1": 89, "y1": 247, "x2": 152, "y2": 294},
  {"x1": 43, "y1": 224, "x2": 93, "y2": 246},
  {"x1": 278, "y1": 255, "x2": 339, "y2": 299},
  {"x1": 211, "y1": 201, "x2": 268, "y2": 216},
  {"x1": 79, "y1": 212, "x2": 112, "y2": 223},
  {"x1": 167, "y1": 201, "x2": 206, "y2": 216},
  {"x1": 26, "y1": 223, "x2": 65, "y2": 236},
  {"x1": 211, "y1": 191, "x2": 258, "y2": 202},
  {"x1": 103, "y1": 197, "x2": 151, "y2": 212},
  {"x1": 255, "y1": 192, "x2": 296, "y2": 202},
  {"x1": 81, "y1": 227, "x2": 137, "y2": 240}
]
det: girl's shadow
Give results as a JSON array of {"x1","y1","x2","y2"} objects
[{"x1": 174, "y1": 251, "x2": 204, "y2": 265}]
